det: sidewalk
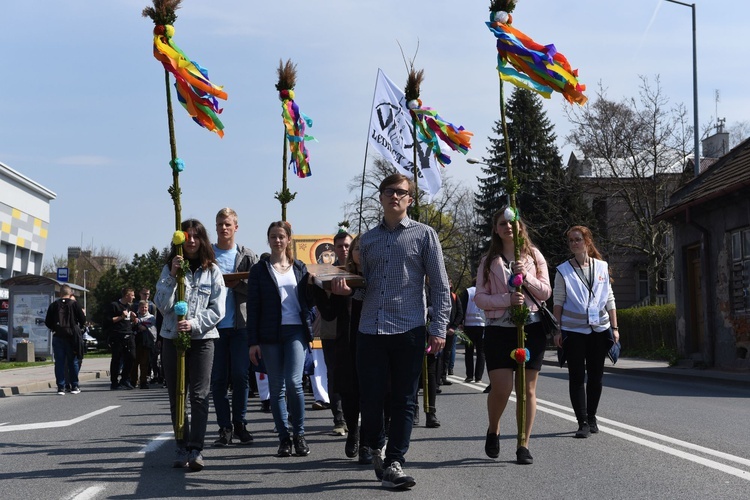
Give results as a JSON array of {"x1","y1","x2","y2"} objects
[
  {"x1": 2, "y1": 351, "x2": 749, "y2": 398},
  {"x1": 0, "y1": 356, "x2": 112, "y2": 397},
  {"x1": 542, "y1": 349, "x2": 750, "y2": 389}
]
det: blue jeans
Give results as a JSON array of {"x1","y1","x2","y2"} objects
[
  {"x1": 357, "y1": 327, "x2": 426, "y2": 467},
  {"x1": 53, "y1": 335, "x2": 79, "y2": 390},
  {"x1": 211, "y1": 328, "x2": 250, "y2": 429},
  {"x1": 163, "y1": 338, "x2": 214, "y2": 451},
  {"x1": 261, "y1": 325, "x2": 307, "y2": 441}
]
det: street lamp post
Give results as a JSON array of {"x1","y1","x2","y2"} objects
[
  {"x1": 665, "y1": 0, "x2": 700, "y2": 176},
  {"x1": 83, "y1": 269, "x2": 87, "y2": 320}
]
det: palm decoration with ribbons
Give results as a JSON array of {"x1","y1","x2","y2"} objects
[
  {"x1": 142, "y1": 0, "x2": 227, "y2": 440},
  {"x1": 486, "y1": 0, "x2": 586, "y2": 448}
]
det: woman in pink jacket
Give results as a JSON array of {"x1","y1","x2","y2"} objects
[{"x1": 474, "y1": 208, "x2": 551, "y2": 465}]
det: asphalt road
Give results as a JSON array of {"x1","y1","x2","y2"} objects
[{"x1": 0, "y1": 357, "x2": 748, "y2": 500}]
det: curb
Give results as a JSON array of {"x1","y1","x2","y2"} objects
[
  {"x1": 0, "y1": 369, "x2": 110, "y2": 398},
  {"x1": 542, "y1": 359, "x2": 750, "y2": 389}
]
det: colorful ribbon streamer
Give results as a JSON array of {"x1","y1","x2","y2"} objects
[
  {"x1": 408, "y1": 100, "x2": 473, "y2": 167},
  {"x1": 280, "y1": 89, "x2": 314, "y2": 178},
  {"x1": 486, "y1": 12, "x2": 586, "y2": 105},
  {"x1": 152, "y1": 25, "x2": 227, "y2": 137}
]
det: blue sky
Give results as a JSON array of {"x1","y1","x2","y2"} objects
[{"x1": 1, "y1": 0, "x2": 747, "y2": 265}]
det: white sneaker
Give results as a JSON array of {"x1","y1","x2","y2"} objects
[
  {"x1": 71, "y1": 387, "x2": 81, "y2": 395},
  {"x1": 56, "y1": 389, "x2": 65, "y2": 396},
  {"x1": 381, "y1": 461, "x2": 416, "y2": 489}
]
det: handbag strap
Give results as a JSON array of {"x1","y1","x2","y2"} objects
[{"x1": 521, "y1": 284, "x2": 544, "y2": 310}]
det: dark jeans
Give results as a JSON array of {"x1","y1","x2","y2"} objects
[
  {"x1": 464, "y1": 326, "x2": 485, "y2": 381},
  {"x1": 211, "y1": 328, "x2": 250, "y2": 429},
  {"x1": 563, "y1": 330, "x2": 609, "y2": 423},
  {"x1": 53, "y1": 335, "x2": 79, "y2": 390},
  {"x1": 357, "y1": 327, "x2": 425, "y2": 467},
  {"x1": 163, "y1": 338, "x2": 215, "y2": 451},
  {"x1": 439, "y1": 334, "x2": 455, "y2": 381},
  {"x1": 110, "y1": 334, "x2": 135, "y2": 385},
  {"x1": 322, "y1": 339, "x2": 344, "y2": 425},
  {"x1": 423, "y1": 353, "x2": 438, "y2": 413}
]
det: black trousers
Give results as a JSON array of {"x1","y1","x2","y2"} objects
[
  {"x1": 563, "y1": 330, "x2": 609, "y2": 423},
  {"x1": 110, "y1": 334, "x2": 135, "y2": 384}
]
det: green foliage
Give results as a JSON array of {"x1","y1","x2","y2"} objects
[
  {"x1": 509, "y1": 304, "x2": 530, "y2": 327},
  {"x1": 91, "y1": 247, "x2": 168, "y2": 327},
  {"x1": 0, "y1": 360, "x2": 53, "y2": 370},
  {"x1": 618, "y1": 304, "x2": 677, "y2": 360}
]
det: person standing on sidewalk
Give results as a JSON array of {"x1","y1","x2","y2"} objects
[
  {"x1": 331, "y1": 173, "x2": 451, "y2": 489},
  {"x1": 553, "y1": 225, "x2": 619, "y2": 438},
  {"x1": 210, "y1": 208, "x2": 258, "y2": 447},
  {"x1": 104, "y1": 287, "x2": 137, "y2": 390},
  {"x1": 45, "y1": 285, "x2": 86, "y2": 395}
]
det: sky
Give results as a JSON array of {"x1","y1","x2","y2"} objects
[{"x1": 1, "y1": 0, "x2": 748, "y2": 266}]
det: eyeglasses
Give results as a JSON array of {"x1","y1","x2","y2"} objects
[
  {"x1": 381, "y1": 188, "x2": 410, "y2": 198},
  {"x1": 568, "y1": 237, "x2": 584, "y2": 244}
]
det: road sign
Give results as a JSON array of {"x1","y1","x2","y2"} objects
[{"x1": 57, "y1": 267, "x2": 69, "y2": 282}]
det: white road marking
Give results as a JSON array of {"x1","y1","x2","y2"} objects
[
  {"x1": 138, "y1": 431, "x2": 173, "y2": 454},
  {"x1": 450, "y1": 376, "x2": 750, "y2": 481},
  {"x1": 0, "y1": 406, "x2": 119, "y2": 432},
  {"x1": 68, "y1": 485, "x2": 105, "y2": 500}
]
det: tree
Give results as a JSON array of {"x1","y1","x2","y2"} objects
[
  {"x1": 728, "y1": 120, "x2": 750, "y2": 149},
  {"x1": 343, "y1": 157, "x2": 476, "y2": 290},
  {"x1": 474, "y1": 87, "x2": 593, "y2": 271},
  {"x1": 91, "y1": 247, "x2": 168, "y2": 327},
  {"x1": 565, "y1": 77, "x2": 692, "y2": 304}
]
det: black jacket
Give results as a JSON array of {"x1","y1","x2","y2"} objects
[{"x1": 246, "y1": 257, "x2": 314, "y2": 346}]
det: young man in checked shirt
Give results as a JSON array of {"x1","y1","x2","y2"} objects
[{"x1": 331, "y1": 173, "x2": 451, "y2": 489}]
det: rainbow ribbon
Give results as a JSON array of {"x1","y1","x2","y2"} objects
[
  {"x1": 409, "y1": 103, "x2": 473, "y2": 167},
  {"x1": 280, "y1": 90, "x2": 314, "y2": 178},
  {"x1": 486, "y1": 13, "x2": 586, "y2": 105},
  {"x1": 152, "y1": 25, "x2": 227, "y2": 137}
]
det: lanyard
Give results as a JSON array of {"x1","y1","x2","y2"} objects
[{"x1": 572, "y1": 257, "x2": 595, "y2": 300}]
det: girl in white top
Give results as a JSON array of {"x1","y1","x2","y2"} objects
[{"x1": 247, "y1": 221, "x2": 314, "y2": 458}]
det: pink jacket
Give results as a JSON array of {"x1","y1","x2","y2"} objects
[{"x1": 474, "y1": 247, "x2": 551, "y2": 319}]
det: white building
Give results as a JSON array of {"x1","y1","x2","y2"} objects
[{"x1": 0, "y1": 161, "x2": 56, "y2": 283}]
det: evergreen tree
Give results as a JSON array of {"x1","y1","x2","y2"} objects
[{"x1": 474, "y1": 88, "x2": 593, "y2": 272}]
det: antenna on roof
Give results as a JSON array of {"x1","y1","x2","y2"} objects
[{"x1": 714, "y1": 90, "x2": 725, "y2": 134}]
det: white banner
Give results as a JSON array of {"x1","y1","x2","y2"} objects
[{"x1": 368, "y1": 69, "x2": 442, "y2": 199}]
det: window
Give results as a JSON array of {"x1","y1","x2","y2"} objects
[
  {"x1": 731, "y1": 228, "x2": 750, "y2": 313},
  {"x1": 637, "y1": 269, "x2": 649, "y2": 301}
]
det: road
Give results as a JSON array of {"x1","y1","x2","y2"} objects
[{"x1": 0, "y1": 356, "x2": 748, "y2": 499}]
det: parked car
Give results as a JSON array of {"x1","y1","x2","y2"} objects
[{"x1": 83, "y1": 328, "x2": 98, "y2": 352}]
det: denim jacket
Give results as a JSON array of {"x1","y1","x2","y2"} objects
[{"x1": 154, "y1": 263, "x2": 226, "y2": 340}]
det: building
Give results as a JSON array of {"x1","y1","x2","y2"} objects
[
  {"x1": 0, "y1": 161, "x2": 56, "y2": 284},
  {"x1": 566, "y1": 148, "x2": 689, "y2": 308},
  {"x1": 655, "y1": 136, "x2": 750, "y2": 370}
]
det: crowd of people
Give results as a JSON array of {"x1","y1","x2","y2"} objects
[{"x1": 46, "y1": 172, "x2": 619, "y2": 489}]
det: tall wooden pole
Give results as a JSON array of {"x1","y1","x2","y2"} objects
[
  {"x1": 499, "y1": 79, "x2": 526, "y2": 448},
  {"x1": 164, "y1": 68, "x2": 187, "y2": 441}
]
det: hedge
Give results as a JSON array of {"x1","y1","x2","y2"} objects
[{"x1": 618, "y1": 304, "x2": 677, "y2": 356}]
